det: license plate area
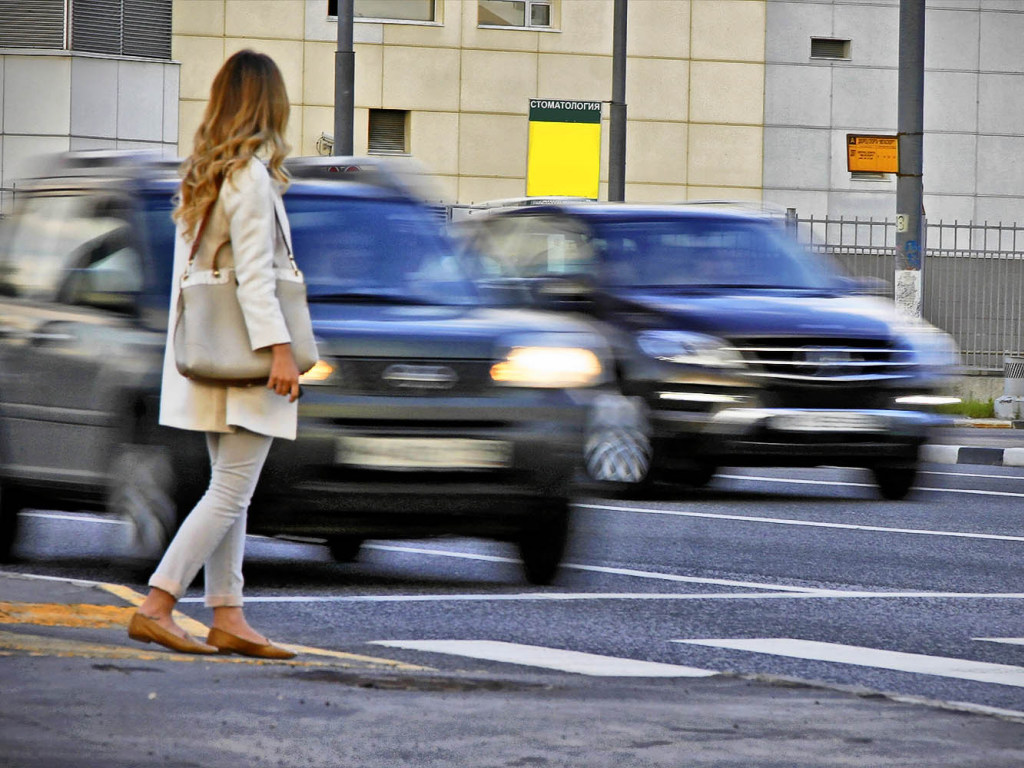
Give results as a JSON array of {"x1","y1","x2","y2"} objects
[
  {"x1": 336, "y1": 436, "x2": 513, "y2": 470},
  {"x1": 770, "y1": 411, "x2": 885, "y2": 433}
]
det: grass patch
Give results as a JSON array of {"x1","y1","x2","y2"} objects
[{"x1": 936, "y1": 397, "x2": 995, "y2": 418}]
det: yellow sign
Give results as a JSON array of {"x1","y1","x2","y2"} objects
[
  {"x1": 527, "y1": 99, "x2": 601, "y2": 199},
  {"x1": 847, "y1": 134, "x2": 899, "y2": 173}
]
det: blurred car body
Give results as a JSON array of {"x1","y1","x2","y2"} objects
[
  {"x1": 456, "y1": 201, "x2": 960, "y2": 499},
  {"x1": 0, "y1": 152, "x2": 610, "y2": 583}
]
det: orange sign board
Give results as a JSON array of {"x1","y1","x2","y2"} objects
[{"x1": 847, "y1": 134, "x2": 899, "y2": 173}]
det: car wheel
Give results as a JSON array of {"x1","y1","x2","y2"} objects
[
  {"x1": 0, "y1": 482, "x2": 23, "y2": 563},
  {"x1": 517, "y1": 499, "x2": 571, "y2": 586},
  {"x1": 108, "y1": 444, "x2": 181, "y2": 561},
  {"x1": 872, "y1": 463, "x2": 918, "y2": 500},
  {"x1": 326, "y1": 535, "x2": 364, "y2": 562},
  {"x1": 584, "y1": 394, "x2": 652, "y2": 484}
]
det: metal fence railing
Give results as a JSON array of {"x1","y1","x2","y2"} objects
[{"x1": 789, "y1": 214, "x2": 1024, "y2": 373}]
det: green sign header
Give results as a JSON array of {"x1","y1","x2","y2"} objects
[{"x1": 529, "y1": 99, "x2": 602, "y2": 124}]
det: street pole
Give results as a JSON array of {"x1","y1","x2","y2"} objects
[
  {"x1": 608, "y1": 0, "x2": 627, "y2": 202},
  {"x1": 895, "y1": 0, "x2": 925, "y2": 316},
  {"x1": 333, "y1": 0, "x2": 354, "y2": 157}
]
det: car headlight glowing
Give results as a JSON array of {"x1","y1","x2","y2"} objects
[
  {"x1": 299, "y1": 359, "x2": 335, "y2": 385},
  {"x1": 636, "y1": 330, "x2": 745, "y2": 369},
  {"x1": 491, "y1": 346, "x2": 604, "y2": 388}
]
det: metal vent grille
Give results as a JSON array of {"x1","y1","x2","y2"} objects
[
  {"x1": 810, "y1": 37, "x2": 851, "y2": 60},
  {"x1": 729, "y1": 338, "x2": 914, "y2": 383},
  {"x1": 72, "y1": 0, "x2": 122, "y2": 55},
  {"x1": 68, "y1": 0, "x2": 171, "y2": 58},
  {"x1": 0, "y1": 0, "x2": 66, "y2": 49},
  {"x1": 368, "y1": 110, "x2": 409, "y2": 155},
  {"x1": 124, "y1": 0, "x2": 172, "y2": 59}
]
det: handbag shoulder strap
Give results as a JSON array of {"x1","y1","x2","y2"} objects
[
  {"x1": 183, "y1": 201, "x2": 217, "y2": 279},
  {"x1": 273, "y1": 203, "x2": 300, "y2": 276}
]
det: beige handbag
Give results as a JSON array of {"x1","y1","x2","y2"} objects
[{"x1": 173, "y1": 204, "x2": 318, "y2": 387}]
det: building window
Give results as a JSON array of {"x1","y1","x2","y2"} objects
[
  {"x1": 479, "y1": 0, "x2": 551, "y2": 29},
  {"x1": 328, "y1": 0, "x2": 435, "y2": 22},
  {"x1": 810, "y1": 37, "x2": 851, "y2": 61},
  {"x1": 368, "y1": 109, "x2": 409, "y2": 155}
]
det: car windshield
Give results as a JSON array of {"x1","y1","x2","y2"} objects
[
  {"x1": 590, "y1": 217, "x2": 844, "y2": 291},
  {"x1": 288, "y1": 195, "x2": 478, "y2": 305}
]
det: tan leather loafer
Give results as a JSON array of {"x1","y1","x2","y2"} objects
[
  {"x1": 127, "y1": 612, "x2": 218, "y2": 655},
  {"x1": 206, "y1": 627, "x2": 297, "y2": 660}
]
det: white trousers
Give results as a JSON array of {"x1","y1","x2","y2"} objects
[{"x1": 149, "y1": 429, "x2": 273, "y2": 607}]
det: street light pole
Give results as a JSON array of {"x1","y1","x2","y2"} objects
[
  {"x1": 895, "y1": 0, "x2": 925, "y2": 316},
  {"x1": 608, "y1": 0, "x2": 627, "y2": 202},
  {"x1": 333, "y1": 0, "x2": 354, "y2": 157}
]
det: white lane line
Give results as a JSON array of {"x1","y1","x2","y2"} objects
[
  {"x1": 581, "y1": 503, "x2": 1024, "y2": 543},
  {"x1": 920, "y1": 469, "x2": 1024, "y2": 480},
  {"x1": 178, "y1": 590, "x2": 1024, "y2": 604},
  {"x1": 976, "y1": 638, "x2": 1024, "y2": 647},
  {"x1": 365, "y1": 544, "x2": 826, "y2": 593},
  {"x1": 370, "y1": 640, "x2": 716, "y2": 678},
  {"x1": 675, "y1": 638, "x2": 1024, "y2": 688},
  {"x1": 716, "y1": 473, "x2": 1024, "y2": 499}
]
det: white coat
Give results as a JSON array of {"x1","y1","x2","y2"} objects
[{"x1": 159, "y1": 158, "x2": 299, "y2": 441}]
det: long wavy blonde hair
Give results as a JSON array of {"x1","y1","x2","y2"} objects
[{"x1": 174, "y1": 50, "x2": 291, "y2": 238}]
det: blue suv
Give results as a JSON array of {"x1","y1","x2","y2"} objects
[
  {"x1": 0, "y1": 153, "x2": 610, "y2": 583},
  {"x1": 458, "y1": 201, "x2": 960, "y2": 500}
]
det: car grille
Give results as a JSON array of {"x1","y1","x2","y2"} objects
[
  {"x1": 727, "y1": 337, "x2": 915, "y2": 383},
  {"x1": 331, "y1": 357, "x2": 494, "y2": 396}
]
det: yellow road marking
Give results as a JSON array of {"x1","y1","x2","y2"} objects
[
  {"x1": 0, "y1": 601, "x2": 134, "y2": 629},
  {"x1": 0, "y1": 629, "x2": 361, "y2": 667}
]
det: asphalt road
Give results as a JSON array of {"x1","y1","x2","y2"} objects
[{"x1": 3, "y1": 438, "x2": 1023, "y2": 720}]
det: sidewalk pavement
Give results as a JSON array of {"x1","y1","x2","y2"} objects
[{"x1": 2, "y1": 570, "x2": 1024, "y2": 767}]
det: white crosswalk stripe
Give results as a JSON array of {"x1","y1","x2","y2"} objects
[
  {"x1": 976, "y1": 638, "x2": 1024, "y2": 647},
  {"x1": 675, "y1": 638, "x2": 1024, "y2": 688},
  {"x1": 369, "y1": 640, "x2": 717, "y2": 678}
]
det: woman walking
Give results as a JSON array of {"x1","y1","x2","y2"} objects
[{"x1": 127, "y1": 50, "x2": 301, "y2": 658}]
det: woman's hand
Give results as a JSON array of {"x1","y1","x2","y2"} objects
[{"x1": 267, "y1": 343, "x2": 301, "y2": 402}]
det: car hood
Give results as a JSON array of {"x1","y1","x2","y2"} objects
[
  {"x1": 309, "y1": 302, "x2": 601, "y2": 358},
  {"x1": 611, "y1": 289, "x2": 919, "y2": 341}
]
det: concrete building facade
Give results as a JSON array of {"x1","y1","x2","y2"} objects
[
  {"x1": 4, "y1": 0, "x2": 1023, "y2": 223},
  {"x1": 0, "y1": 0, "x2": 179, "y2": 214},
  {"x1": 172, "y1": 0, "x2": 767, "y2": 205},
  {"x1": 763, "y1": 0, "x2": 1024, "y2": 224}
]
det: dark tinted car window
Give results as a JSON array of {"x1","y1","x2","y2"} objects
[
  {"x1": 591, "y1": 217, "x2": 843, "y2": 291},
  {"x1": 288, "y1": 194, "x2": 478, "y2": 305}
]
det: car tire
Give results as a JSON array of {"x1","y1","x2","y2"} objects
[
  {"x1": 517, "y1": 500, "x2": 571, "y2": 586},
  {"x1": 871, "y1": 463, "x2": 918, "y2": 500},
  {"x1": 108, "y1": 443, "x2": 182, "y2": 561},
  {"x1": 0, "y1": 482, "x2": 23, "y2": 563},
  {"x1": 584, "y1": 394, "x2": 653, "y2": 484},
  {"x1": 326, "y1": 535, "x2": 364, "y2": 562}
]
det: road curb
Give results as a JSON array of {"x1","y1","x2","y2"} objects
[{"x1": 923, "y1": 445, "x2": 1024, "y2": 467}]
